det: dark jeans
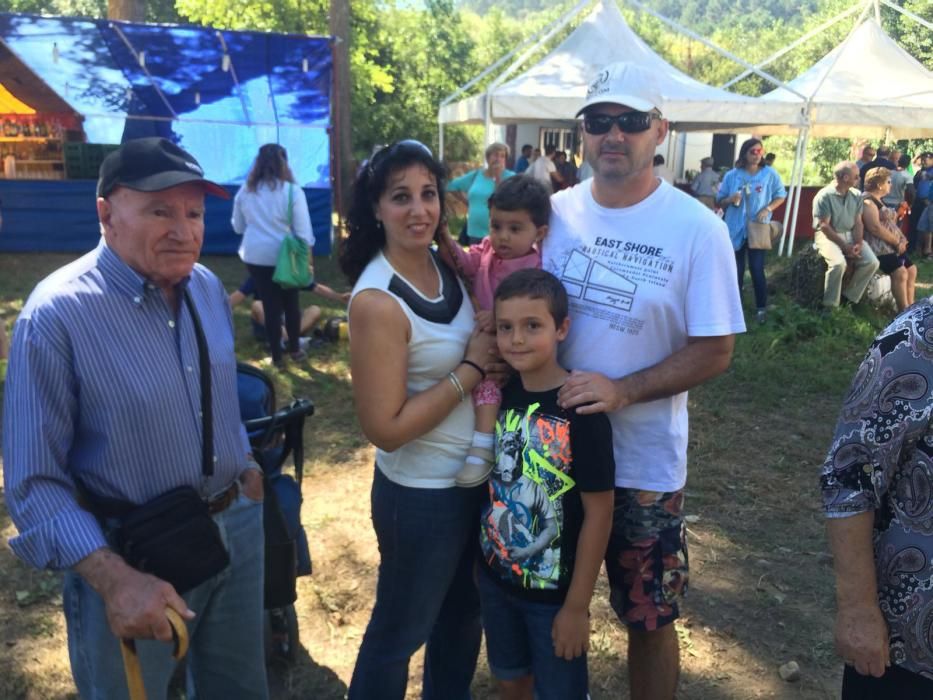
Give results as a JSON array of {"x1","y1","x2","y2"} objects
[
  {"x1": 246, "y1": 263, "x2": 300, "y2": 362},
  {"x1": 735, "y1": 243, "x2": 767, "y2": 310},
  {"x1": 909, "y1": 198, "x2": 929, "y2": 252},
  {"x1": 477, "y1": 568, "x2": 587, "y2": 699},
  {"x1": 348, "y1": 466, "x2": 483, "y2": 700},
  {"x1": 842, "y1": 663, "x2": 933, "y2": 699}
]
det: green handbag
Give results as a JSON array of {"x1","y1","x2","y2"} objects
[{"x1": 272, "y1": 184, "x2": 312, "y2": 289}]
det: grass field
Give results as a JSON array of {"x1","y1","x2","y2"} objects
[{"x1": 0, "y1": 248, "x2": 929, "y2": 699}]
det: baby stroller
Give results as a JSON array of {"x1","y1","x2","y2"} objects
[{"x1": 237, "y1": 362, "x2": 315, "y2": 663}]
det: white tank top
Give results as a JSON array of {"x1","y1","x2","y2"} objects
[{"x1": 350, "y1": 250, "x2": 476, "y2": 488}]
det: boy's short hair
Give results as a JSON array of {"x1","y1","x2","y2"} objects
[
  {"x1": 494, "y1": 269, "x2": 568, "y2": 327},
  {"x1": 487, "y1": 175, "x2": 551, "y2": 228}
]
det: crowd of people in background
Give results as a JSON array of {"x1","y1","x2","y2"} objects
[
  {"x1": 4, "y1": 46, "x2": 933, "y2": 699},
  {"x1": 680, "y1": 141, "x2": 932, "y2": 316}
]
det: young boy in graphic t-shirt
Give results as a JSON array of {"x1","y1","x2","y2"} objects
[{"x1": 478, "y1": 268, "x2": 615, "y2": 700}]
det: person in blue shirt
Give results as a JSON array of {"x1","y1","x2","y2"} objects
[
  {"x1": 911, "y1": 151, "x2": 933, "y2": 258},
  {"x1": 448, "y1": 142, "x2": 516, "y2": 243},
  {"x1": 515, "y1": 144, "x2": 533, "y2": 173},
  {"x1": 718, "y1": 138, "x2": 787, "y2": 324},
  {"x1": 3, "y1": 138, "x2": 269, "y2": 698}
]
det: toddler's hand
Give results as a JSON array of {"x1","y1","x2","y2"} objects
[{"x1": 474, "y1": 309, "x2": 495, "y2": 333}]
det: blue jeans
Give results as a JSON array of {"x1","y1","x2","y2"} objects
[
  {"x1": 477, "y1": 569, "x2": 588, "y2": 700},
  {"x1": 735, "y1": 243, "x2": 767, "y2": 310},
  {"x1": 64, "y1": 492, "x2": 268, "y2": 699},
  {"x1": 348, "y1": 466, "x2": 483, "y2": 700}
]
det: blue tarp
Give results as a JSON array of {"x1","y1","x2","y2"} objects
[
  {"x1": 0, "y1": 180, "x2": 332, "y2": 256},
  {"x1": 0, "y1": 14, "x2": 334, "y2": 253}
]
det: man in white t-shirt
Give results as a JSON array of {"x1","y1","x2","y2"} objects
[
  {"x1": 528, "y1": 145, "x2": 562, "y2": 193},
  {"x1": 542, "y1": 62, "x2": 745, "y2": 700}
]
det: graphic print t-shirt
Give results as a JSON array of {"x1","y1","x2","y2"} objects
[
  {"x1": 479, "y1": 377, "x2": 614, "y2": 604},
  {"x1": 542, "y1": 181, "x2": 745, "y2": 492}
]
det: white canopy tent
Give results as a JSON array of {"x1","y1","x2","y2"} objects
[
  {"x1": 439, "y1": 0, "x2": 932, "y2": 259},
  {"x1": 742, "y1": 2, "x2": 933, "y2": 255},
  {"x1": 758, "y1": 19, "x2": 932, "y2": 139},
  {"x1": 438, "y1": 0, "x2": 805, "y2": 153}
]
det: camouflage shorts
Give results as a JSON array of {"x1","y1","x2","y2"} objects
[{"x1": 604, "y1": 488, "x2": 688, "y2": 631}]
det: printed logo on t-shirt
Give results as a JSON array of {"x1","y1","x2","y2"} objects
[
  {"x1": 547, "y1": 238, "x2": 675, "y2": 338},
  {"x1": 562, "y1": 249, "x2": 637, "y2": 311},
  {"x1": 481, "y1": 403, "x2": 575, "y2": 591}
]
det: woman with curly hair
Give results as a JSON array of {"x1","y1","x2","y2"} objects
[{"x1": 340, "y1": 140, "x2": 496, "y2": 699}]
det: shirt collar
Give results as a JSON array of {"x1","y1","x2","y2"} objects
[{"x1": 96, "y1": 239, "x2": 190, "y2": 305}]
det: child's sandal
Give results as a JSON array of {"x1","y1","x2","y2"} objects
[{"x1": 454, "y1": 446, "x2": 495, "y2": 487}]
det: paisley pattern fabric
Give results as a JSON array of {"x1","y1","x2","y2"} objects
[{"x1": 821, "y1": 299, "x2": 933, "y2": 678}]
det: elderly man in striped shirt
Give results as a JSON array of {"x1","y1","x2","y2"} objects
[{"x1": 3, "y1": 138, "x2": 268, "y2": 698}]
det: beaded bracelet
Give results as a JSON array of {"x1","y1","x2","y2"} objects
[
  {"x1": 459, "y1": 359, "x2": 486, "y2": 380},
  {"x1": 447, "y1": 371, "x2": 465, "y2": 401}
]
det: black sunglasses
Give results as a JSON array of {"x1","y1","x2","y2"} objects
[
  {"x1": 582, "y1": 112, "x2": 659, "y2": 135},
  {"x1": 367, "y1": 139, "x2": 433, "y2": 175}
]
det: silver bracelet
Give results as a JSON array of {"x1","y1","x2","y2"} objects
[{"x1": 447, "y1": 371, "x2": 465, "y2": 402}]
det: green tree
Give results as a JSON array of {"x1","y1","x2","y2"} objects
[
  {"x1": 0, "y1": 0, "x2": 179, "y2": 22},
  {"x1": 889, "y1": 0, "x2": 933, "y2": 70},
  {"x1": 174, "y1": 0, "x2": 326, "y2": 36},
  {"x1": 350, "y1": 0, "x2": 480, "y2": 160}
]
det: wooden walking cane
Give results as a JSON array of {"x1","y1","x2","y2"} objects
[{"x1": 120, "y1": 607, "x2": 190, "y2": 700}]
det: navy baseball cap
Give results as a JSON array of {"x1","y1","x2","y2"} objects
[{"x1": 97, "y1": 137, "x2": 229, "y2": 199}]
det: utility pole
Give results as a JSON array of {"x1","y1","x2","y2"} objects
[
  {"x1": 330, "y1": 0, "x2": 352, "y2": 230},
  {"x1": 108, "y1": 0, "x2": 145, "y2": 21}
]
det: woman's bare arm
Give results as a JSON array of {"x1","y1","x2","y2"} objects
[{"x1": 349, "y1": 289, "x2": 492, "y2": 451}]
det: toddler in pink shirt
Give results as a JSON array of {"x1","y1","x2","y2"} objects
[{"x1": 440, "y1": 175, "x2": 551, "y2": 486}]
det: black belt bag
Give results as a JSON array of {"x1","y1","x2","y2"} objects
[
  {"x1": 80, "y1": 292, "x2": 231, "y2": 594},
  {"x1": 114, "y1": 486, "x2": 230, "y2": 594}
]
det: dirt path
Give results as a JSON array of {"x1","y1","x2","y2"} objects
[
  {"x1": 280, "y1": 435, "x2": 842, "y2": 700},
  {"x1": 0, "y1": 253, "x2": 853, "y2": 699},
  {"x1": 1, "y1": 438, "x2": 841, "y2": 699}
]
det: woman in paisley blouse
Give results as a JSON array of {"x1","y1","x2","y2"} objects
[{"x1": 821, "y1": 300, "x2": 933, "y2": 697}]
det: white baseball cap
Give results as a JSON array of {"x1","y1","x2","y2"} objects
[{"x1": 576, "y1": 62, "x2": 664, "y2": 117}]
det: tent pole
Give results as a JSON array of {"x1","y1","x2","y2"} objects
[
  {"x1": 438, "y1": 118, "x2": 445, "y2": 162},
  {"x1": 778, "y1": 124, "x2": 804, "y2": 257},
  {"x1": 438, "y1": 0, "x2": 583, "y2": 110},
  {"x1": 484, "y1": 88, "x2": 492, "y2": 145},
  {"x1": 214, "y1": 31, "x2": 252, "y2": 129},
  {"x1": 110, "y1": 23, "x2": 179, "y2": 119},
  {"x1": 330, "y1": 36, "x2": 344, "y2": 240},
  {"x1": 720, "y1": 3, "x2": 864, "y2": 89},
  {"x1": 487, "y1": 0, "x2": 590, "y2": 93},
  {"x1": 437, "y1": 0, "x2": 586, "y2": 132},
  {"x1": 777, "y1": 128, "x2": 804, "y2": 256},
  {"x1": 665, "y1": 128, "x2": 676, "y2": 178},
  {"x1": 783, "y1": 126, "x2": 808, "y2": 257},
  {"x1": 880, "y1": 0, "x2": 933, "y2": 30},
  {"x1": 786, "y1": 127, "x2": 811, "y2": 258},
  {"x1": 627, "y1": 0, "x2": 807, "y2": 97}
]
